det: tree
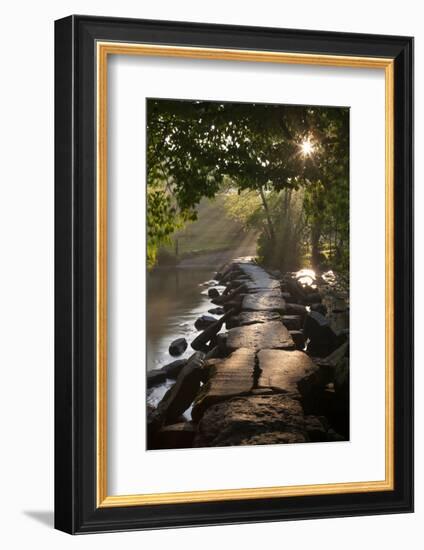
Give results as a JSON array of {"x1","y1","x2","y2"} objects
[
  {"x1": 302, "y1": 107, "x2": 349, "y2": 273},
  {"x1": 147, "y1": 99, "x2": 349, "y2": 272}
]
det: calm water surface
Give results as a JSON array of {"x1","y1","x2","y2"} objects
[{"x1": 146, "y1": 266, "x2": 225, "y2": 407}]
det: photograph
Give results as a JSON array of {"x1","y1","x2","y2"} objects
[
  {"x1": 146, "y1": 98, "x2": 350, "y2": 450},
  {"x1": 52, "y1": 13, "x2": 413, "y2": 534}
]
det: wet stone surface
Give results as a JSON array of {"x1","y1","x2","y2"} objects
[
  {"x1": 194, "y1": 393, "x2": 307, "y2": 447},
  {"x1": 226, "y1": 311, "x2": 281, "y2": 329},
  {"x1": 191, "y1": 348, "x2": 256, "y2": 422},
  {"x1": 226, "y1": 321, "x2": 294, "y2": 352},
  {"x1": 257, "y1": 349, "x2": 320, "y2": 396},
  {"x1": 242, "y1": 292, "x2": 286, "y2": 313},
  {"x1": 148, "y1": 258, "x2": 349, "y2": 449},
  {"x1": 243, "y1": 280, "x2": 281, "y2": 292}
]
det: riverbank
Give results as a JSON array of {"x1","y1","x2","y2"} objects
[
  {"x1": 176, "y1": 245, "x2": 258, "y2": 268},
  {"x1": 155, "y1": 193, "x2": 259, "y2": 268},
  {"x1": 147, "y1": 257, "x2": 349, "y2": 450}
]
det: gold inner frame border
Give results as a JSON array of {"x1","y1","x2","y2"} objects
[{"x1": 96, "y1": 42, "x2": 394, "y2": 508}]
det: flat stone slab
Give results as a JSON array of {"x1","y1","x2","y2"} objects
[
  {"x1": 236, "y1": 262, "x2": 279, "y2": 287},
  {"x1": 191, "y1": 348, "x2": 255, "y2": 421},
  {"x1": 244, "y1": 280, "x2": 281, "y2": 293},
  {"x1": 226, "y1": 321, "x2": 294, "y2": 352},
  {"x1": 194, "y1": 393, "x2": 307, "y2": 447},
  {"x1": 230, "y1": 311, "x2": 281, "y2": 328},
  {"x1": 257, "y1": 349, "x2": 319, "y2": 395},
  {"x1": 242, "y1": 292, "x2": 286, "y2": 313}
]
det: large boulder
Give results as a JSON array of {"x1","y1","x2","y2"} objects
[
  {"x1": 161, "y1": 359, "x2": 187, "y2": 379},
  {"x1": 208, "y1": 287, "x2": 221, "y2": 299},
  {"x1": 225, "y1": 269, "x2": 244, "y2": 283},
  {"x1": 147, "y1": 369, "x2": 167, "y2": 388},
  {"x1": 312, "y1": 341, "x2": 349, "y2": 383},
  {"x1": 329, "y1": 308, "x2": 349, "y2": 332},
  {"x1": 302, "y1": 283, "x2": 318, "y2": 295},
  {"x1": 169, "y1": 337, "x2": 188, "y2": 357},
  {"x1": 281, "y1": 315, "x2": 303, "y2": 330},
  {"x1": 194, "y1": 315, "x2": 217, "y2": 331},
  {"x1": 148, "y1": 352, "x2": 205, "y2": 432},
  {"x1": 290, "y1": 330, "x2": 305, "y2": 350},
  {"x1": 303, "y1": 415, "x2": 344, "y2": 442},
  {"x1": 219, "y1": 267, "x2": 241, "y2": 284},
  {"x1": 208, "y1": 307, "x2": 225, "y2": 315},
  {"x1": 285, "y1": 303, "x2": 307, "y2": 321},
  {"x1": 322, "y1": 341, "x2": 349, "y2": 366},
  {"x1": 310, "y1": 303, "x2": 328, "y2": 316},
  {"x1": 222, "y1": 294, "x2": 245, "y2": 311},
  {"x1": 301, "y1": 343, "x2": 349, "y2": 438},
  {"x1": 194, "y1": 393, "x2": 307, "y2": 447},
  {"x1": 217, "y1": 283, "x2": 247, "y2": 303},
  {"x1": 303, "y1": 311, "x2": 330, "y2": 339},
  {"x1": 225, "y1": 278, "x2": 250, "y2": 293},
  {"x1": 300, "y1": 292, "x2": 322, "y2": 305},
  {"x1": 303, "y1": 311, "x2": 347, "y2": 357},
  {"x1": 190, "y1": 308, "x2": 235, "y2": 351},
  {"x1": 285, "y1": 278, "x2": 307, "y2": 301}
]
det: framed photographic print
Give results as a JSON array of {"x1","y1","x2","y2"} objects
[{"x1": 54, "y1": 15, "x2": 414, "y2": 534}]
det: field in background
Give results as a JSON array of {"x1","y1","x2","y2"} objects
[{"x1": 158, "y1": 194, "x2": 258, "y2": 264}]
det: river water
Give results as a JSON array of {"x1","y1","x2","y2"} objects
[{"x1": 146, "y1": 266, "x2": 225, "y2": 408}]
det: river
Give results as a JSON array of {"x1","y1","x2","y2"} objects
[
  {"x1": 146, "y1": 265, "x2": 226, "y2": 408},
  {"x1": 145, "y1": 235, "x2": 259, "y2": 409}
]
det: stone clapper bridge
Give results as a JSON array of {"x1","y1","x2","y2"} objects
[{"x1": 147, "y1": 258, "x2": 349, "y2": 449}]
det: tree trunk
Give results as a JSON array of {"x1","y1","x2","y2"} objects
[
  {"x1": 311, "y1": 221, "x2": 321, "y2": 274},
  {"x1": 258, "y1": 186, "x2": 276, "y2": 242}
]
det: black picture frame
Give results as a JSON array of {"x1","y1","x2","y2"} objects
[{"x1": 55, "y1": 15, "x2": 414, "y2": 534}]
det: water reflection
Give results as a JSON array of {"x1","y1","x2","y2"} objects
[
  {"x1": 146, "y1": 267, "x2": 222, "y2": 372},
  {"x1": 146, "y1": 266, "x2": 227, "y2": 412},
  {"x1": 295, "y1": 267, "x2": 316, "y2": 287}
]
